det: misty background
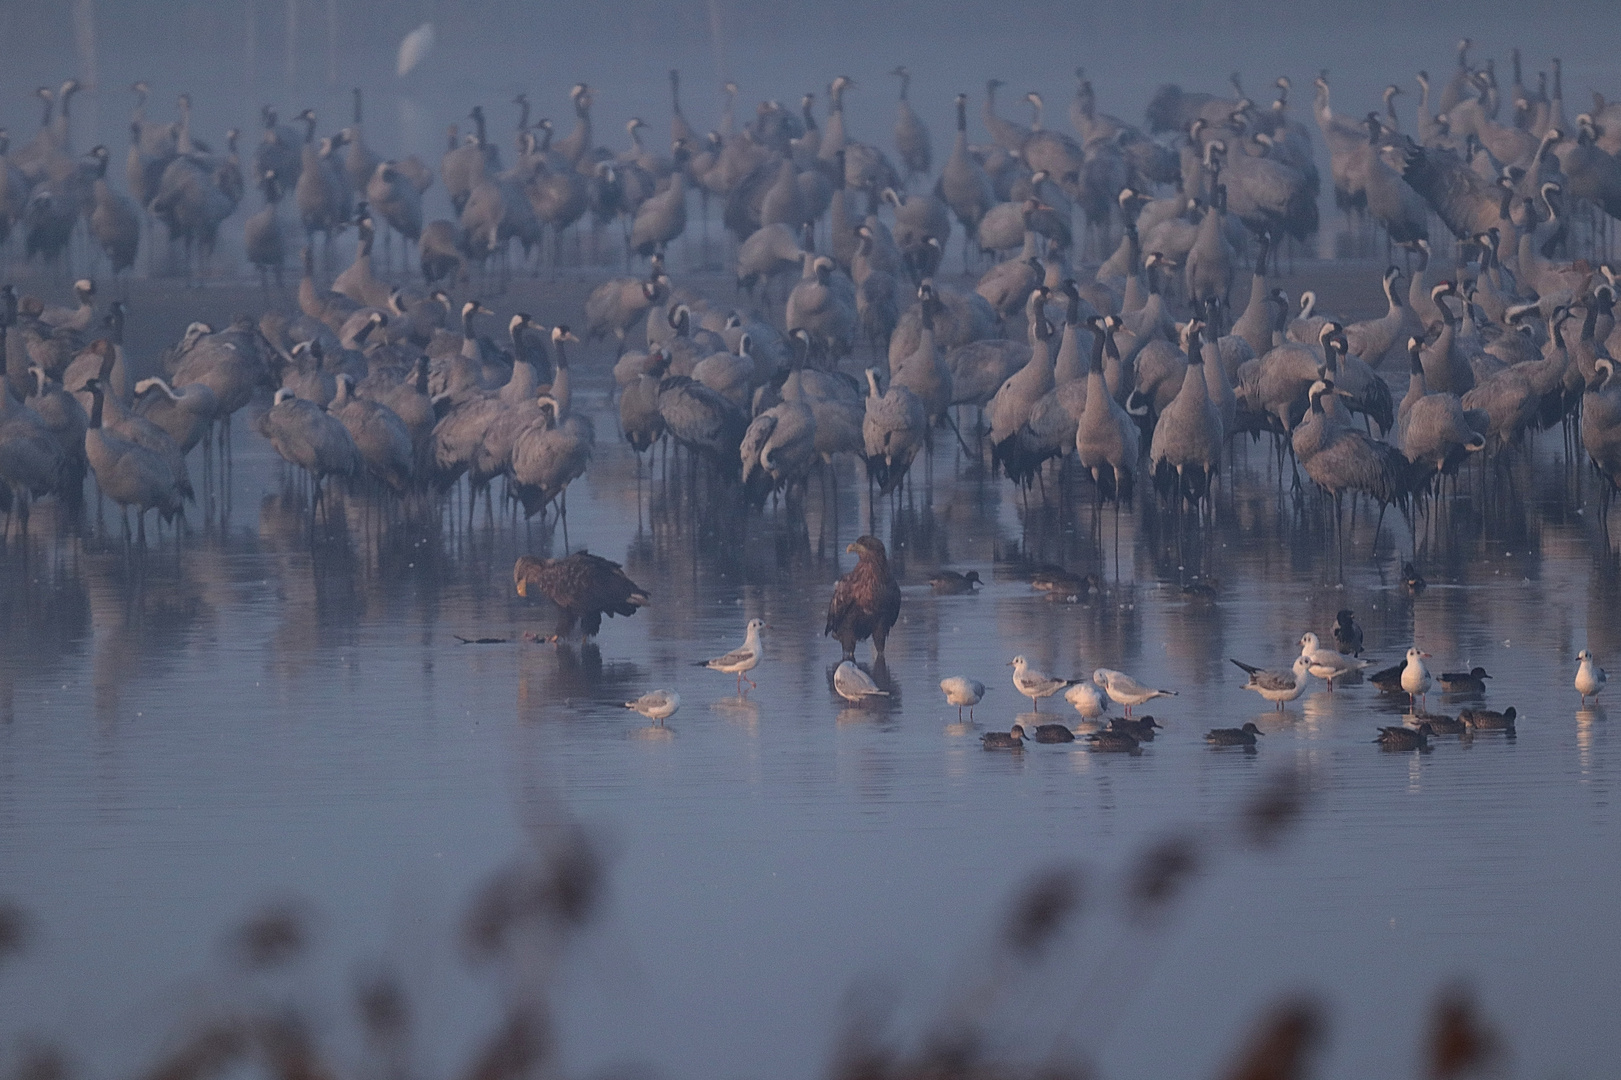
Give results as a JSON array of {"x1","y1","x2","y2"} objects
[{"x1": 5, "y1": 0, "x2": 1621, "y2": 234}]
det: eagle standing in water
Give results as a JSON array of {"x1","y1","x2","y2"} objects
[
  {"x1": 514, "y1": 552, "x2": 649, "y2": 641},
  {"x1": 825, "y1": 535, "x2": 902, "y2": 660}
]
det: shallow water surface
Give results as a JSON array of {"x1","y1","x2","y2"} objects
[{"x1": 2, "y1": 271, "x2": 1620, "y2": 1080}]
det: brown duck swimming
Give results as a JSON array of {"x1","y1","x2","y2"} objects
[
  {"x1": 1087, "y1": 729, "x2": 1142, "y2": 754},
  {"x1": 1439, "y1": 667, "x2": 1491, "y2": 693},
  {"x1": 1375, "y1": 722, "x2": 1434, "y2": 750},
  {"x1": 928, "y1": 569, "x2": 983, "y2": 594},
  {"x1": 1460, "y1": 705, "x2": 1516, "y2": 731},
  {"x1": 1205, "y1": 722, "x2": 1262, "y2": 746},
  {"x1": 982, "y1": 724, "x2": 1027, "y2": 749}
]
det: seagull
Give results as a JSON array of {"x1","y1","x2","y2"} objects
[
  {"x1": 1009, "y1": 656, "x2": 1074, "y2": 712},
  {"x1": 1298, "y1": 632, "x2": 1371, "y2": 689},
  {"x1": 1064, "y1": 681, "x2": 1109, "y2": 719},
  {"x1": 1229, "y1": 656, "x2": 1311, "y2": 710},
  {"x1": 833, "y1": 661, "x2": 890, "y2": 702},
  {"x1": 697, "y1": 618, "x2": 765, "y2": 695},
  {"x1": 1400, "y1": 647, "x2": 1433, "y2": 713},
  {"x1": 982, "y1": 724, "x2": 1027, "y2": 749},
  {"x1": 1206, "y1": 722, "x2": 1262, "y2": 746},
  {"x1": 625, "y1": 689, "x2": 681, "y2": 722},
  {"x1": 941, "y1": 676, "x2": 987, "y2": 720},
  {"x1": 1092, "y1": 668, "x2": 1177, "y2": 716},
  {"x1": 1577, "y1": 651, "x2": 1607, "y2": 705}
]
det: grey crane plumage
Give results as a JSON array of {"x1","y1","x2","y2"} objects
[
  {"x1": 741, "y1": 398, "x2": 817, "y2": 506},
  {"x1": 891, "y1": 67, "x2": 932, "y2": 186},
  {"x1": 1149, "y1": 320, "x2": 1225, "y2": 501},
  {"x1": 936, "y1": 93, "x2": 995, "y2": 257},
  {"x1": 326, "y1": 374, "x2": 414, "y2": 492},
  {"x1": 1076, "y1": 316, "x2": 1141, "y2": 502},
  {"x1": 862, "y1": 367, "x2": 927, "y2": 495},
  {"x1": 243, "y1": 171, "x2": 287, "y2": 289},
  {"x1": 86, "y1": 146, "x2": 140, "y2": 278},
  {"x1": 786, "y1": 254, "x2": 857, "y2": 361},
  {"x1": 1395, "y1": 337, "x2": 1485, "y2": 484},
  {"x1": 509, "y1": 395, "x2": 594, "y2": 522},
  {"x1": 132, "y1": 376, "x2": 216, "y2": 455},
  {"x1": 988, "y1": 288, "x2": 1055, "y2": 476},
  {"x1": 657, "y1": 375, "x2": 747, "y2": 473},
  {"x1": 0, "y1": 373, "x2": 68, "y2": 534},
  {"x1": 81, "y1": 377, "x2": 183, "y2": 541},
  {"x1": 259, "y1": 387, "x2": 362, "y2": 502},
  {"x1": 889, "y1": 281, "x2": 952, "y2": 423}
]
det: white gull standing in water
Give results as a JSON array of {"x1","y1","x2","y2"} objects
[
  {"x1": 1229, "y1": 656, "x2": 1311, "y2": 710},
  {"x1": 625, "y1": 689, "x2": 681, "y2": 721},
  {"x1": 1299, "y1": 632, "x2": 1370, "y2": 689},
  {"x1": 698, "y1": 618, "x2": 765, "y2": 695},
  {"x1": 1576, "y1": 650, "x2": 1607, "y2": 705},
  {"x1": 1009, "y1": 656, "x2": 1073, "y2": 712},
  {"x1": 1092, "y1": 668, "x2": 1178, "y2": 716}
]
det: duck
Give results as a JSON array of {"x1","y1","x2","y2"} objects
[
  {"x1": 929, "y1": 569, "x2": 983, "y2": 594},
  {"x1": 1029, "y1": 722, "x2": 1077, "y2": 744},
  {"x1": 1375, "y1": 723, "x2": 1434, "y2": 750},
  {"x1": 1400, "y1": 647, "x2": 1433, "y2": 712},
  {"x1": 1110, "y1": 715, "x2": 1162, "y2": 741},
  {"x1": 1369, "y1": 662, "x2": 1405, "y2": 692},
  {"x1": 1438, "y1": 667, "x2": 1492, "y2": 694},
  {"x1": 1402, "y1": 561, "x2": 1427, "y2": 593},
  {"x1": 1086, "y1": 729, "x2": 1142, "y2": 754},
  {"x1": 1417, "y1": 712, "x2": 1467, "y2": 735},
  {"x1": 1460, "y1": 705, "x2": 1517, "y2": 731},
  {"x1": 982, "y1": 724, "x2": 1027, "y2": 749},
  {"x1": 941, "y1": 676, "x2": 986, "y2": 720},
  {"x1": 1205, "y1": 722, "x2": 1262, "y2": 746},
  {"x1": 1576, "y1": 651, "x2": 1607, "y2": 705}
]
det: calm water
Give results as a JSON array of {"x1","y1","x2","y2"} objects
[{"x1": 2, "y1": 268, "x2": 1620, "y2": 1080}]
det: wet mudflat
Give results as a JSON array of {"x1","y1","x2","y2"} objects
[{"x1": 1, "y1": 261, "x2": 1619, "y2": 1080}]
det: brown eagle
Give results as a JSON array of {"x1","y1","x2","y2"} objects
[
  {"x1": 825, "y1": 535, "x2": 902, "y2": 660},
  {"x1": 514, "y1": 551, "x2": 649, "y2": 640}
]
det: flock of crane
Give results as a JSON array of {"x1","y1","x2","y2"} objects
[{"x1": 4, "y1": 38, "x2": 1621, "y2": 556}]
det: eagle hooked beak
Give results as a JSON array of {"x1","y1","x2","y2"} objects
[
  {"x1": 845, "y1": 541, "x2": 858, "y2": 553},
  {"x1": 515, "y1": 579, "x2": 528, "y2": 597}
]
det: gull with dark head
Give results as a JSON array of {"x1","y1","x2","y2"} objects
[{"x1": 1230, "y1": 655, "x2": 1311, "y2": 710}]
